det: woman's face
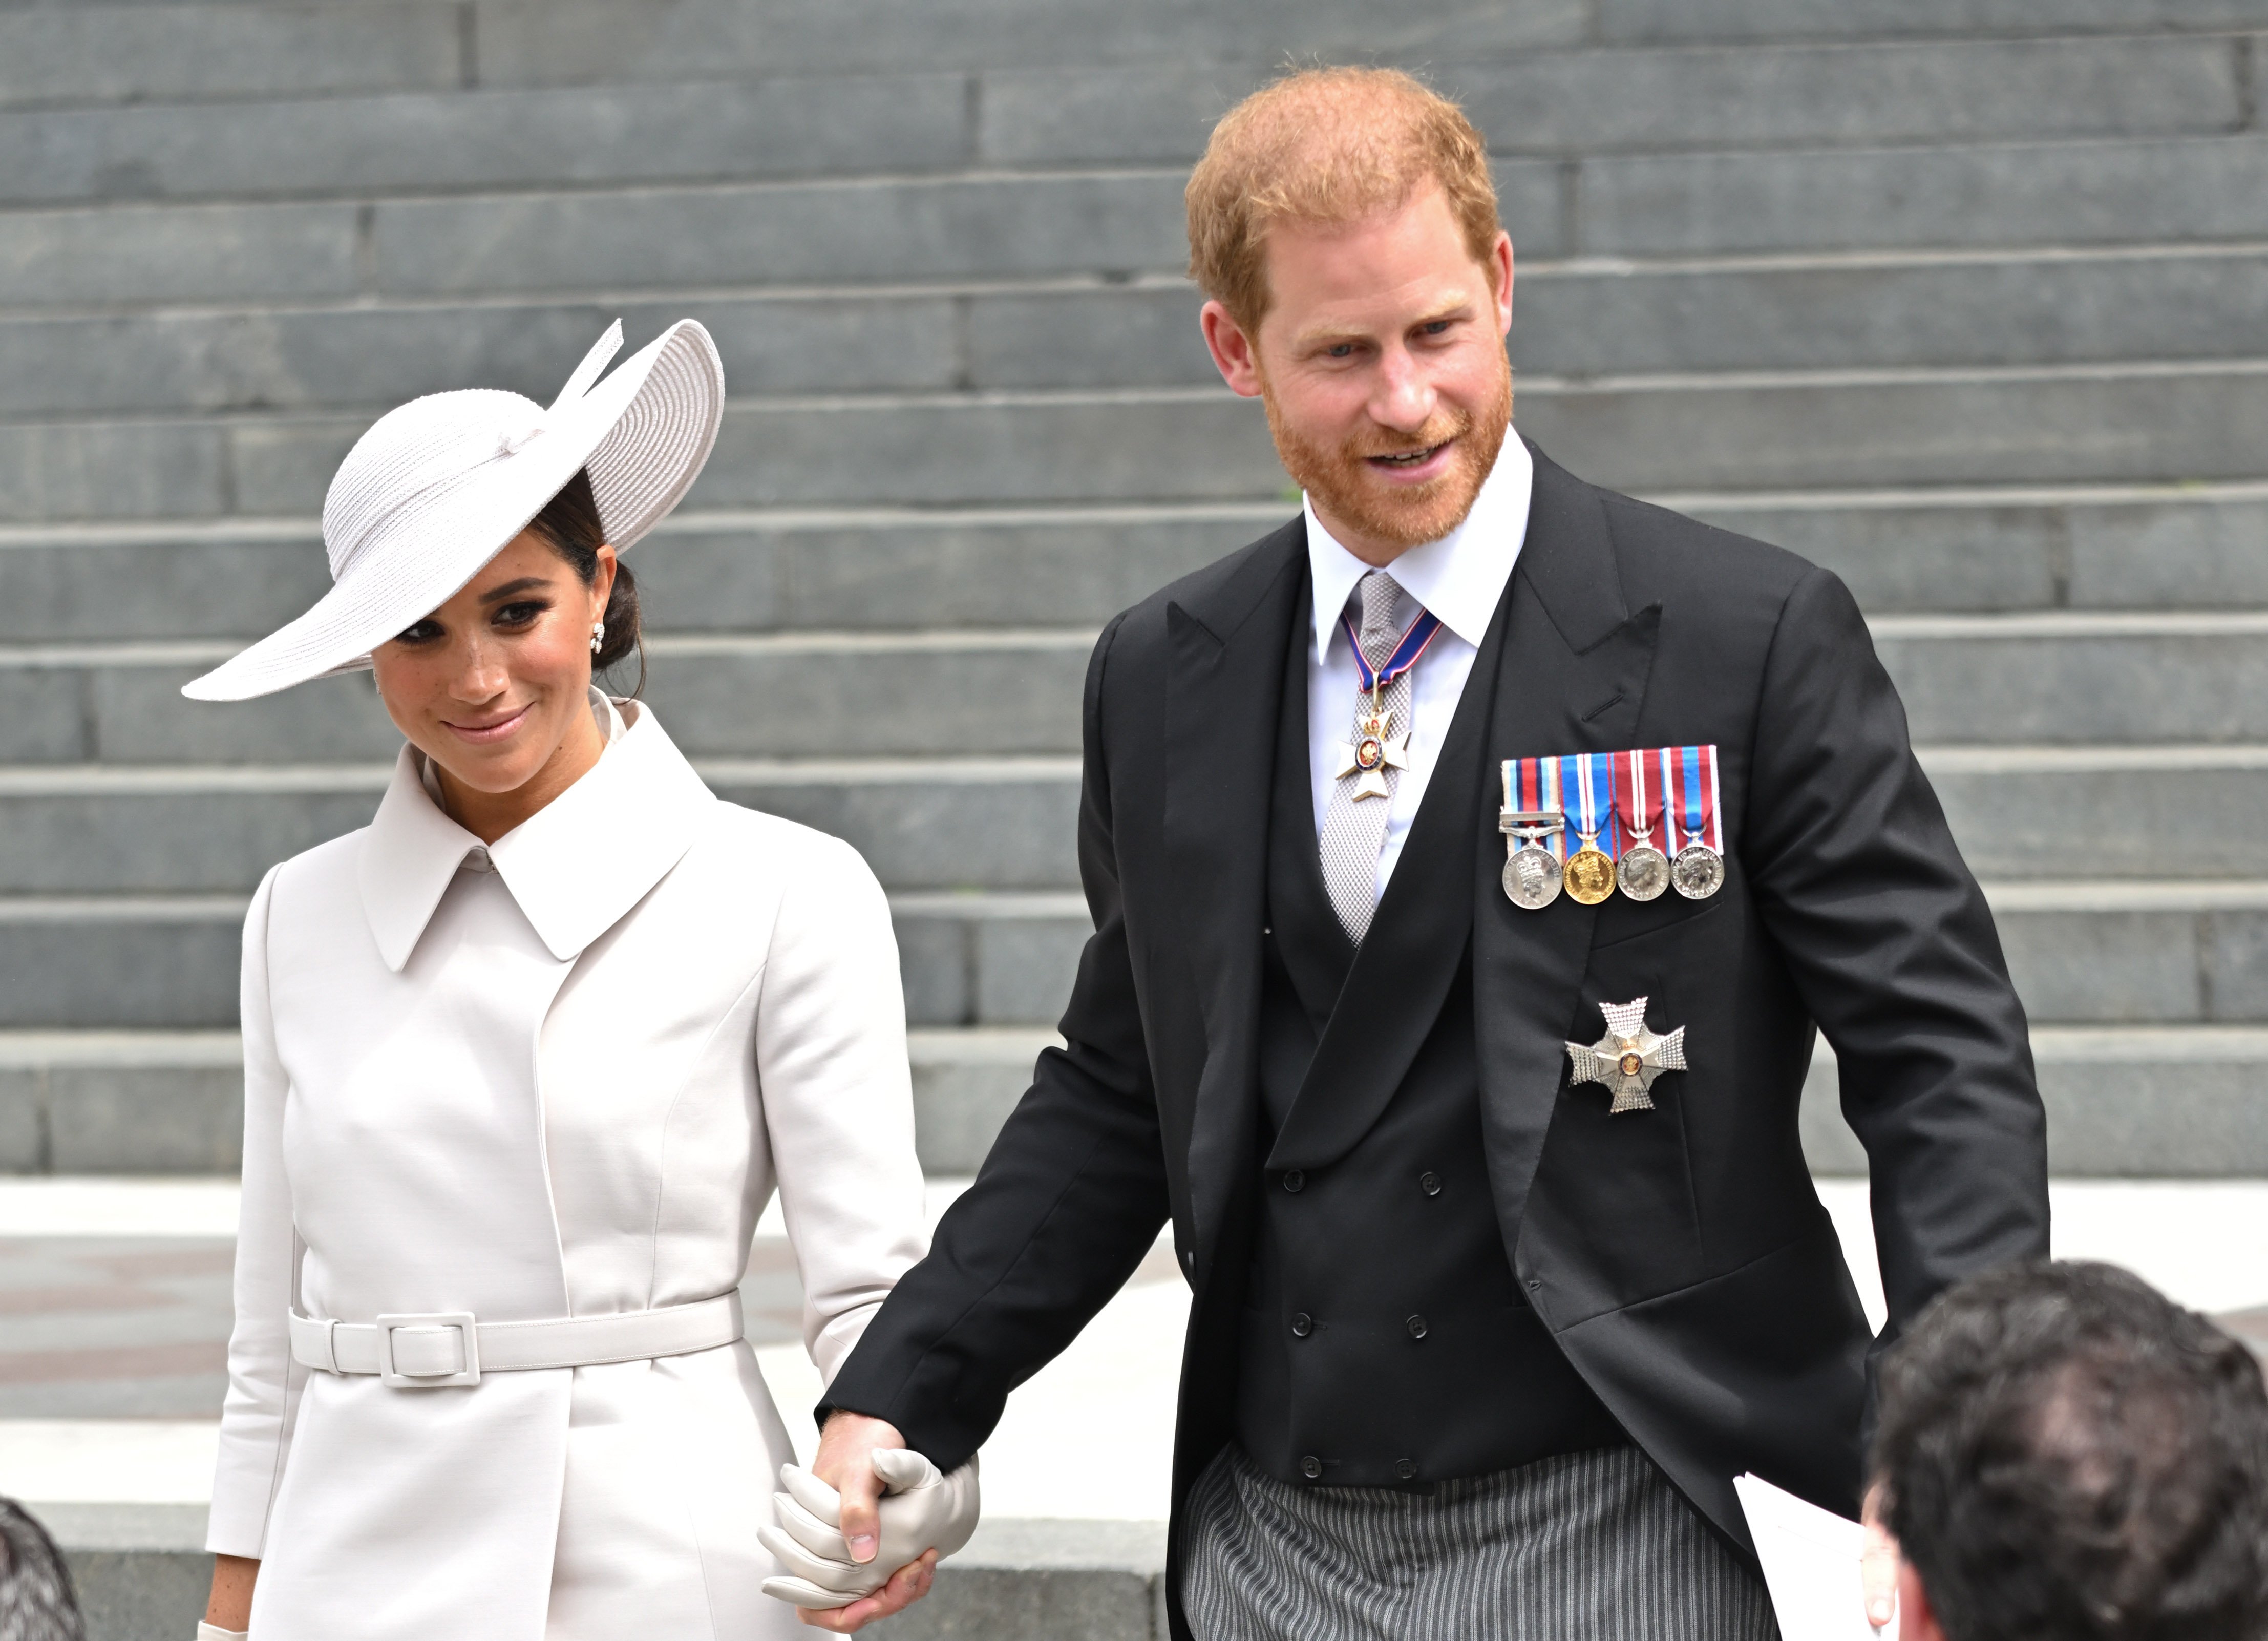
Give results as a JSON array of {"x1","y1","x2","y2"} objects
[{"x1": 371, "y1": 531, "x2": 617, "y2": 806}]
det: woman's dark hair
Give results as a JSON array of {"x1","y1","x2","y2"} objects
[{"x1": 525, "y1": 467, "x2": 644, "y2": 695}]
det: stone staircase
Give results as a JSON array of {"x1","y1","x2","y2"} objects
[{"x1": 3, "y1": 0, "x2": 2266, "y2": 1182}]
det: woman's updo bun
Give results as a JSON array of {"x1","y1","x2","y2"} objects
[{"x1": 526, "y1": 467, "x2": 644, "y2": 695}]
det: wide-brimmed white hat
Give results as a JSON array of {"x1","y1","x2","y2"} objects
[{"x1": 183, "y1": 319, "x2": 724, "y2": 702}]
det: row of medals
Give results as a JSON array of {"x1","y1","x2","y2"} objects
[{"x1": 1498, "y1": 810, "x2": 1725, "y2": 911}]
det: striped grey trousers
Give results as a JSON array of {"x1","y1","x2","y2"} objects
[{"x1": 1182, "y1": 1443, "x2": 1779, "y2": 1641}]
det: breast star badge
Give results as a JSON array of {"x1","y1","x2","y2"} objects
[
  {"x1": 1565, "y1": 996, "x2": 1687, "y2": 1114},
  {"x1": 1334, "y1": 706, "x2": 1410, "y2": 801}
]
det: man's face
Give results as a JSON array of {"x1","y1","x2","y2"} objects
[{"x1": 1201, "y1": 184, "x2": 1514, "y2": 566}]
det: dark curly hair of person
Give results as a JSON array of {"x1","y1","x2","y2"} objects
[
  {"x1": 1873, "y1": 1260, "x2": 2268, "y2": 1641},
  {"x1": 0, "y1": 1499, "x2": 84, "y2": 1641}
]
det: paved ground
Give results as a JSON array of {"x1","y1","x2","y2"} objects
[{"x1": 0, "y1": 1177, "x2": 2261, "y2": 1525}]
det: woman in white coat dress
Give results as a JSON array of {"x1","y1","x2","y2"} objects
[{"x1": 184, "y1": 322, "x2": 962, "y2": 1639}]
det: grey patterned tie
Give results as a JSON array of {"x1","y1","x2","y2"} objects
[{"x1": 1319, "y1": 571, "x2": 1420, "y2": 943}]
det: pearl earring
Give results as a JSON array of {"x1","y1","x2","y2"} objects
[{"x1": 589, "y1": 621, "x2": 605, "y2": 656}]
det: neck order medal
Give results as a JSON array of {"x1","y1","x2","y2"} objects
[{"x1": 1334, "y1": 602, "x2": 1444, "y2": 803}]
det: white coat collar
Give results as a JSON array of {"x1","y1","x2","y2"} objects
[
  {"x1": 358, "y1": 691, "x2": 715, "y2": 971},
  {"x1": 1304, "y1": 430, "x2": 1533, "y2": 661}
]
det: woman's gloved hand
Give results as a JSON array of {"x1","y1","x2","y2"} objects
[
  {"x1": 758, "y1": 1449, "x2": 979, "y2": 1609},
  {"x1": 197, "y1": 1625, "x2": 249, "y2": 1640}
]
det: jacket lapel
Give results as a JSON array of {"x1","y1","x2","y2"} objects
[
  {"x1": 1473, "y1": 443, "x2": 1664, "y2": 1243},
  {"x1": 1162, "y1": 522, "x2": 1308, "y2": 1256},
  {"x1": 1264, "y1": 560, "x2": 1514, "y2": 1172}
]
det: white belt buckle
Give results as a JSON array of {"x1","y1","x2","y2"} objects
[{"x1": 375, "y1": 1312, "x2": 480, "y2": 1388}]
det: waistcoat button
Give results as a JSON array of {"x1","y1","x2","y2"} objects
[
  {"x1": 1300, "y1": 1455, "x2": 1323, "y2": 1480},
  {"x1": 1394, "y1": 1459, "x2": 1418, "y2": 1481},
  {"x1": 1419, "y1": 1172, "x2": 1441, "y2": 1196},
  {"x1": 1282, "y1": 1170, "x2": 1305, "y2": 1193},
  {"x1": 1291, "y1": 1312, "x2": 1312, "y2": 1337},
  {"x1": 1407, "y1": 1314, "x2": 1428, "y2": 1340}
]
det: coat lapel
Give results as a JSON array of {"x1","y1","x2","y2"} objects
[
  {"x1": 1264, "y1": 558, "x2": 1514, "y2": 1172},
  {"x1": 1473, "y1": 443, "x2": 1664, "y2": 1243},
  {"x1": 1162, "y1": 522, "x2": 1309, "y2": 1256}
]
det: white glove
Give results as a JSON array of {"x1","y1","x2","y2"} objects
[
  {"x1": 197, "y1": 1626, "x2": 249, "y2": 1640},
  {"x1": 758, "y1": 1449, "x2": 979, "y2": 1610}
]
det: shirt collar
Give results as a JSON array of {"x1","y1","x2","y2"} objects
[
  {"x1": 1305, "y1": 431, "x2": 1534, "y2": 661},
  {"x1": 358, "y1": 690, "x2": 715, "y2": 972}
]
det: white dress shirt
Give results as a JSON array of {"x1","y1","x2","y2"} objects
[{"x1": 1306, "y1": 434, "x2": 1535, "y2": 900}]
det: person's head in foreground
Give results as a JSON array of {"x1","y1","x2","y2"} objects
[
  {"x1": 180, "y1": 320, "x2": 722, "y2": 842},
  {"x1": 1874, "y1": 1260, "x2": 2268, "y2": 1641},
  {"x1": 0, "y1": 1499, "x2": 83, "y2": 1641},
  {"x1": 1188, "y1": 65, "x2": 1513, "y2": 563}
]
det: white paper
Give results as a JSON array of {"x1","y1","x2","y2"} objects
[{"x1": 1734, "y1": 1472, "x2": 1897, "y2": 1641}]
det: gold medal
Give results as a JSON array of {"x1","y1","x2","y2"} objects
[{"x1": 1563, "y1": 832, "x2": 1616, "y2": 904}]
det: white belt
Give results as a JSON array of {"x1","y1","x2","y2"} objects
[{"x1": 288, "y1": 1292, "x2": 744, "y2": 1388}]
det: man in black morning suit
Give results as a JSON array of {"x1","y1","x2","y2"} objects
[{"x1": 808, "y1": 68, "x2": 2048, "y2": 1640}]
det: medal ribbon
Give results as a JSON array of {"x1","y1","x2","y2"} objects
[
  {"x1": 1341, "y1": 606, "x2": 1446, "y2": 696},
  {"x1": 1621, "y1": 747, "x2": 1659, "y2": 848},
  {"x1": 1677, "y1": 744, "x2": 1724, "y2": 852},
  {"x1": 1541, "y1": 755, "x2": 1565, "y2": 861},
  {"x1": 1586, "y1": 752, "x2": 1617, "y2": 858}
]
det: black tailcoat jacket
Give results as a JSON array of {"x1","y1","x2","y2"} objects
[{"x1": 825, "y1": 441, "x2": 2050, "y2": 1634}]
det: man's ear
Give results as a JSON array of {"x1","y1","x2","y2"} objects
[
  {"x1": 1490, "y1": 229, "x2": 1514, "y2": 338},
  {"x1": 1897, "y1": 1558, "x2": 1946, "y2": 1641},
  {"x1": 1200, "y1": 300, "x2": 1264, "y2": 399}
]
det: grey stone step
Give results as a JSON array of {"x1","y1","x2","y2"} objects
[
  {"x1": 36, "y1": 1502, "x2": 1165, "y2": 1641},
  {"x1": 0, "y1": 74, "x2": 972, "y2": 208},
  {"x1": 1799, "y1": 1026, "x2": 2268, "y2": 1177},
  {"x1": 0, "y1": 887, "x2": 1090, "y2": 1032},
  {"x1": 9, "y1": 612, "x2": 2268, "y2": 766},
  {"x1": 0, "y1": 3, "x2": 462, "y2": 113},
  {"x1": 0, "y1": 1023, "x2": 1065, "y2": 1175},
  {"x1": 10, "y1": 1019, "x2": 2268, "y2": 1180},
  {"x1": 12, "y1": 359, "x2": 2268, "y2": 523},
  {"x1": 984, "y1": 35, "x2": 2253, "y2": 166},
  {"x1": 2, "y1": 869, "x2": 2263, "y2": 1033},
  {"x1": 1595, "y1": 0, "x2": 2268, "y2": 45},
  {"x1": 0, "y1": 746, "x2": 2257, "y2": 894},
  {"x1": 0, "y1": 632, "x2": 1099, "y2": 764},
  {"x1": 1573, "y1": 133, "x2": 2268, "y2": 257},
  {"x1": 12, "y1": 243, "x2": 2268, "y2": 416},
  {"x1": 0, "y1": 35, "x2": 2244, "y2": 211},
  {"x1": 0, "y1": 758, "x2": 1080, "y2": 894},
  {"x1": 11, "y1": 132, "x2": 2268, "y2": 322},
  {"x1": 2, "y1": 482, "x2": 2262, "y2": 644},
  {"x1": 465, "y1": 0, "x2": 1588, "y2": 85}
]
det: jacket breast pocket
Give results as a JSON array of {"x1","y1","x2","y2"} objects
[{"x1": 1522, "y1": 900, "x2": 1734, "y2": 1314}]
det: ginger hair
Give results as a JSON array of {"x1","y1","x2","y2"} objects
[{"x1": 1185, "y1": 66, "x2": 1501, "y2": 332}]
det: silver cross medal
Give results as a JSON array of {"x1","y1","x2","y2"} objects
[
  {"x1": 1334, "y1": 694, "x2": 1410, "y2": 801},
  {"x1": 1565, "y1": 996, "x2": 1687, "y2": 1115}
]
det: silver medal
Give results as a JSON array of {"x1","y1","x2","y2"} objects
[
  {"x1": 1498, "y1": 806, "x2": 1566, "y2": 912},
  {"x1": 1503, "y1": 846, "x2": 1563, "y2": 909},
  {"x1": 1618, "y1": 843, "x2": 1670, "y2": 902},
  {"x1": 1671, "y1": 843, "x2": 1725, "y2": 900}
]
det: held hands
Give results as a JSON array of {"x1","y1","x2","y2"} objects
[{"x1": 758, "y1": 1412, "x2": 978, "y2": 1633}]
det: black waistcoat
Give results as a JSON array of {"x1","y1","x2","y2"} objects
[{"x1": 1234, "y1": 584, "x2": 1623, "y2": 1490}]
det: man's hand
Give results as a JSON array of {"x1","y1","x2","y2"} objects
[
  {"x1": 813, "y1": 1412, "x2": 905, "y2": 1567},
  {"x1": 782, "y1": 1412, "x2": 939, "y2": 1632},
  {"x1": 797, "y1": 1550, "x2": 937, "y2": 1633},
  {"x1": 1861, "y1": 1482, "x2": 1899, "y2": 1631}
]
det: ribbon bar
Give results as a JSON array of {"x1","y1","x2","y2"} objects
[{"x1": 1502, "y1": 744, "x2": 1722, "y2": 859}]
